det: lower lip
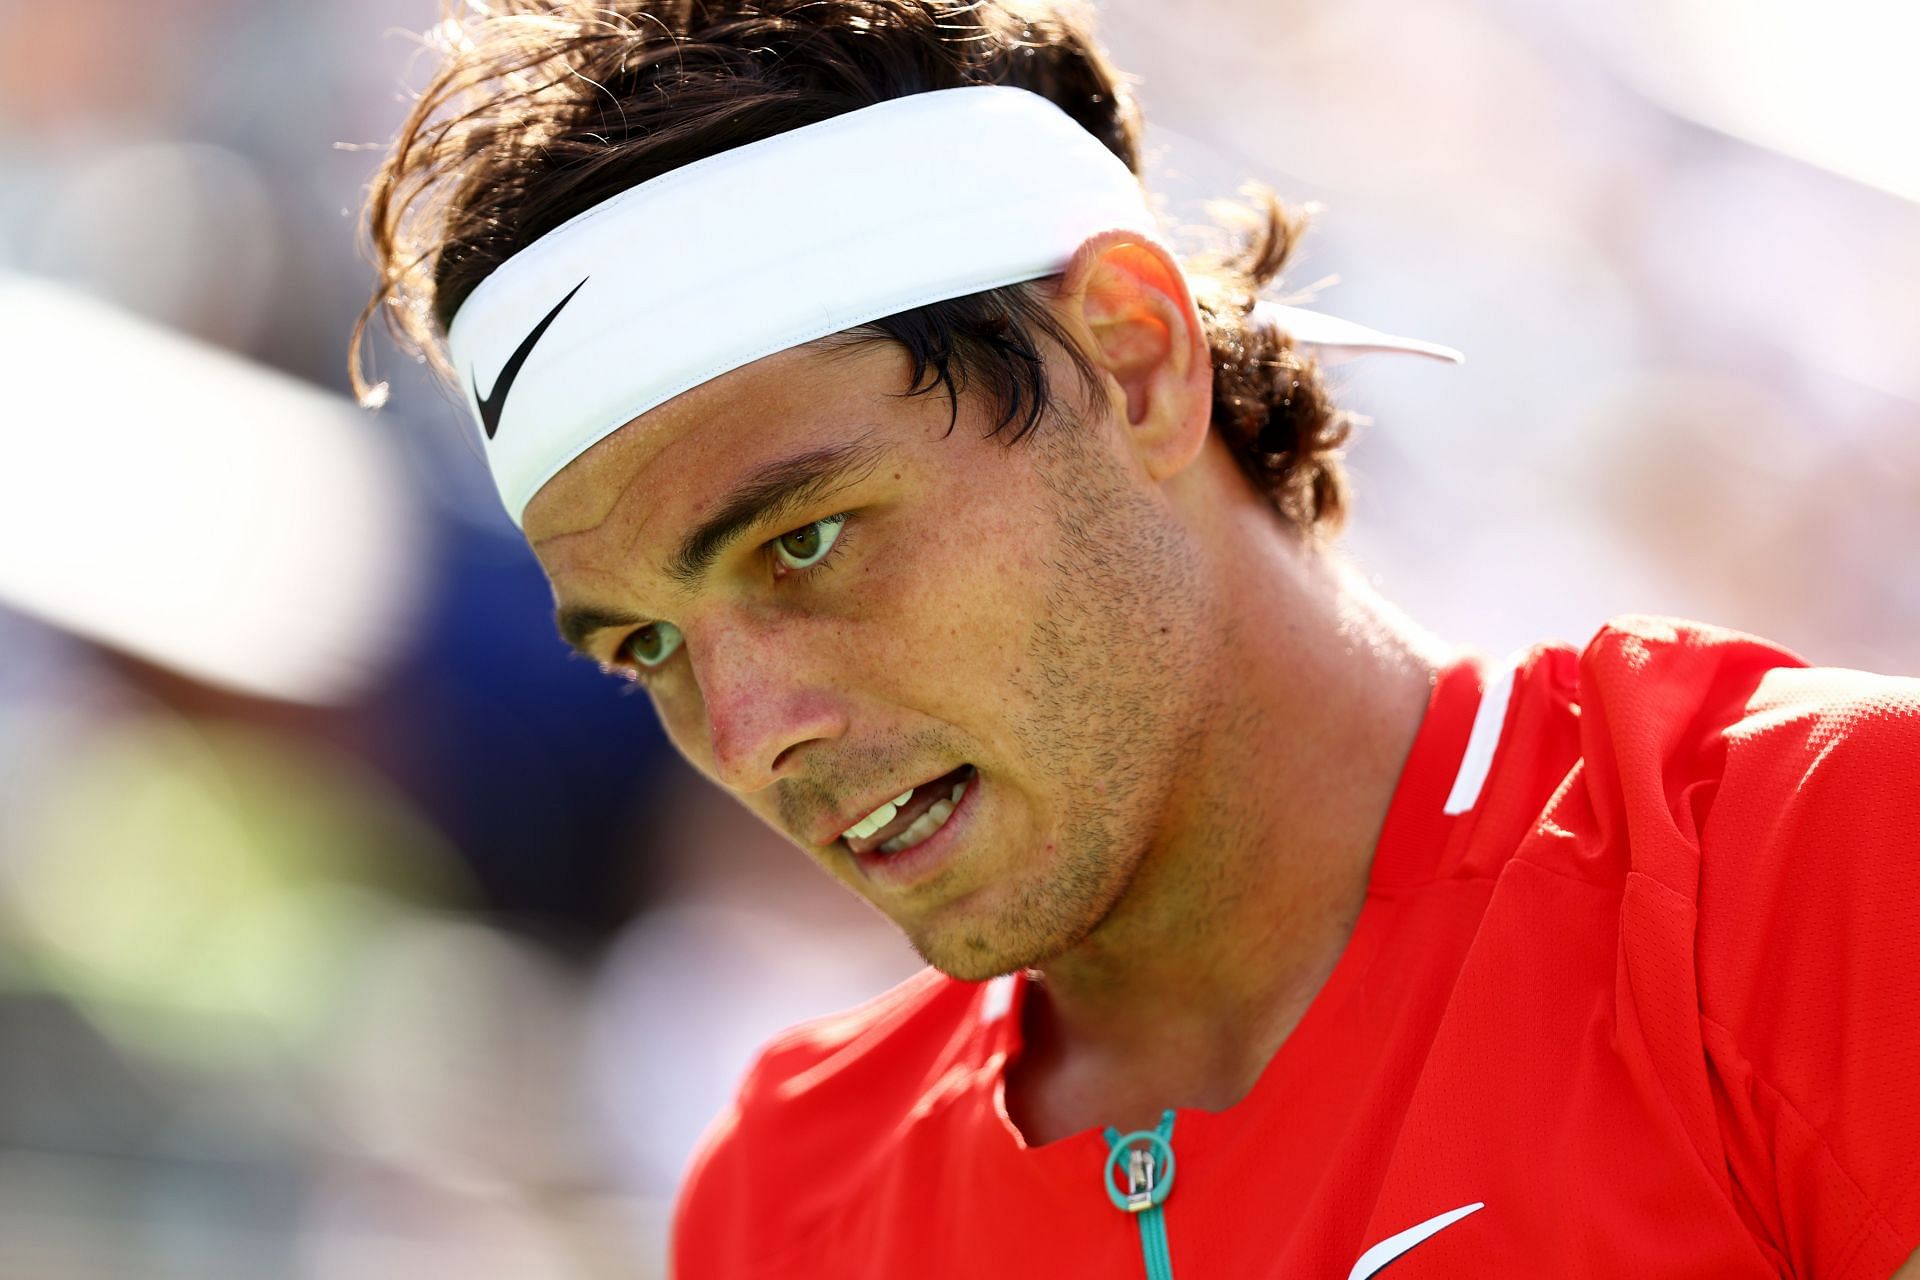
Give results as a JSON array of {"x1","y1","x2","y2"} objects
[{"x1": 848, "y1": 769, "x2": 980, "y2": 890}]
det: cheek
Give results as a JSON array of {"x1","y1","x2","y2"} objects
[
  {"x1": 650, "y1": 682, "x2": 718, "y2": 778},
  {"x1": 862, "y1": 498, "x2": 1053, "y2": 717}
]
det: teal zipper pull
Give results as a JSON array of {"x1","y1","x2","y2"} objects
[{"x1": 1102, "y1": 1110, "x2": 1177, "y2": 1280}]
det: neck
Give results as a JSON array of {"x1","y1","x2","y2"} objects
[{"x1": 1012, "y1": 451, "x2": 1444, "y2": 1137}]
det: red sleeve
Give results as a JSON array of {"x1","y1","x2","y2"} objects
[
  {"x1": 670, "y1": 1041, "x2": 834, "y2": 1278},
  {"x1": 1577, "y1": 618, "x2": 1920, "y2": 1278},
  {"x1": 671, "y1": 969, "x2": 961, "y2": 1276},
  {"x1": 672, "y1": 1099, "x2": 749, "y2": 1280},
  {"x1": 1695, "y1": 666, "x2": 1920, "y2": 1280}
]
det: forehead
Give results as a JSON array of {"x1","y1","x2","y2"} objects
[{"x1": 522, "y1": 341, "x2": 902, "y2": 551}]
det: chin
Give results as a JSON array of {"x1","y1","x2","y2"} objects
[
  {"x1": 919, "y1": 949, "x2": 1028, "y2": 984},
  {"x1": 900, "y1": 826, "x2": 1139, "y2": 980},
  {"x1": 904, "y1": 912, "x2": 1082, "y2": 983}
]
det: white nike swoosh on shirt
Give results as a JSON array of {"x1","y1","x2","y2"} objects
[{"x1": 1348, "y1": 1203, "x2": 1486, "y2": 1279}]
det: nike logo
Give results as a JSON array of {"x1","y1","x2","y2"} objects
[
  {"x1": 472, "y1": 277, "x2": 589, "y2": 440},
  {"x1": 1348, "y1": 1203, "x2": 1485, "y2": 1279}
]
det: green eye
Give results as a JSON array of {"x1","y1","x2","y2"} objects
[
  {"x1": 624, "y1": 620, "x2": 683, "y2": 668},
  {"x1": 773, "y1": 514, "x2": 846, "y2": 570}
]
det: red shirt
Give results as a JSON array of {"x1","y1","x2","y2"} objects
[{"x1": 674, "y1": 617, "x2": 1920, "y2": 1278}]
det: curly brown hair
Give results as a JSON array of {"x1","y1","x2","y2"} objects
[{"x1": 353, "y1": 0, "x2": 1354, "y2": 535}]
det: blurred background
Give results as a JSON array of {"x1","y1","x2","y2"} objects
[{"x1": 0, "y1": 0, "x2": 1913, "y2": 1274}]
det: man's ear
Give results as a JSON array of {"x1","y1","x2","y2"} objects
[{"x1": 1058, "y1": 230, "x2": 1212, "y2": 482}]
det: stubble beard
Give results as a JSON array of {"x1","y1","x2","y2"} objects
[{"x1": 906, "y1": 426, "x2": 1211, "y2": 982}]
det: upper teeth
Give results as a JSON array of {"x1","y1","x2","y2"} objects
[
  {"x1": 877, "y1": 776, "x2": 971, "y2": 854},
  {"x1": 841, "y1": 788, "x2": 917, "y2": 842}
]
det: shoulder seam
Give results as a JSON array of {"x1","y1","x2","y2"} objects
[{"x1": 1699, "y1": 1012, "x2": 1918, "y2": 1279}]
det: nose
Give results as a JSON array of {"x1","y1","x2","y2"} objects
[{"x1": 690, "y1": 617, "x2": 848, "y2": 793}]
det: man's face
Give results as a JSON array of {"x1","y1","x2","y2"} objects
[{"x1": 525, "y1": 334, "x2": 1214, "y2": 980}]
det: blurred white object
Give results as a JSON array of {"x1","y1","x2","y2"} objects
[
  {"x1": 0, "y1": 274, "x2": 425, "y2": 704},
  {"x1": 1560, "y1": 0, "x2": 1920, "y2": 203},
  {"x1": 28, "y1": 141, "x2": 280, "y2": 351}
]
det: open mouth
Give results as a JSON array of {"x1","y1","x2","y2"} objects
[{"x1": 840, "y1": 765, "x2": 976, "y2": 858}]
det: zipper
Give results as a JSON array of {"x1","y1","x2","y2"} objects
[{"x1": 1103, "y1": 1109, "x2": 1177, "y2": 1280}]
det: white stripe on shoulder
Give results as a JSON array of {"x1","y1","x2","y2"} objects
[
  {"x1": 1442, "y1": 659, "x2": 1519, "y2": 816},
  {"x1": 979, "y1": 972, "x2": 1017, "y2": 1024}
]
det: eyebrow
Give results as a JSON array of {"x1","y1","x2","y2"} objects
[
  {"x1": 556, "y1": 602, "x2": 647, "y2": 655},
  {"x1": 553, "y1": 435, "x2": 889, "y2": 655}
]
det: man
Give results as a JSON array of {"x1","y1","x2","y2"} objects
[{"x1": 353, "y1": 2, "x2": 1920, "y2": 1275}]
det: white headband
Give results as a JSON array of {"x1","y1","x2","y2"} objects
[{"x1": 447, "y1": 85, "x2": 1460, "y2": 524}]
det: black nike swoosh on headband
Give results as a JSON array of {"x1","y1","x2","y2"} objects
[{"x1": 472, "y1": 276, "x2": 590, "y2": 441}]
